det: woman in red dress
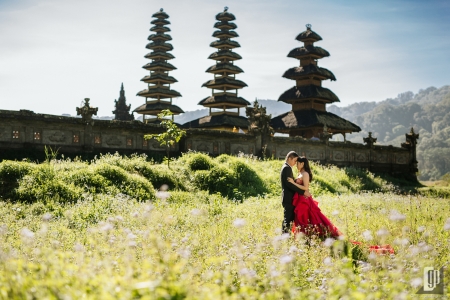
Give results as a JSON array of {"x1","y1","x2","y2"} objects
[
  {"x1": 287, "y1": 156, "x2": 341, "y2": 239},
  {"x1": 288, "y1": 157, "x2": 395, "y2": 254}
]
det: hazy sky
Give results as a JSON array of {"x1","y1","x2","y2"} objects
[{"x1": 1, "y1": 0, "x2": 449, "y2": 117}]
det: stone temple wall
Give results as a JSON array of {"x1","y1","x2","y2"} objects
[{"x1": 0, "y1": 109, "x2": 418, "y2": 179}]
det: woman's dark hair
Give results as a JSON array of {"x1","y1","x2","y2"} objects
[{"x1": 297, "y1": 156, "x2": 313, "y2": 182}]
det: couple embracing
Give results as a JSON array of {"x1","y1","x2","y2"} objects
[{"x1": 280, "y1": 151, "x2": 340, "y2": 238}]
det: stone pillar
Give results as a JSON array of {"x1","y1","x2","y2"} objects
[
  {"x1": 363, "y1": 132, "x2": 377, "y2": 172},
  {"x1": 401, "y1": 127, "x2": 419, "y2": 177},
  {"x1": 76, "y1": 98, "x2": 98, "y2": 152}
]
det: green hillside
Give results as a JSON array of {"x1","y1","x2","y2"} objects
[{"x1": 328, "y1": 85, "x2": 450, "y2": 180}]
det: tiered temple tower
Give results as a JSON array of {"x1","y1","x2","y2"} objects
[
  {"x1": 113, "y1": 83, "x2": 134, "y2": 121},
  {"x1": 134, "y1": 8, "x2": 184, "y2": 123},
  {"x1": 183, "y1": 7, "x2": 250, "y2": 131},
  {"x1": 271, "y1": 24, "x2": 360, "y2": 139}
]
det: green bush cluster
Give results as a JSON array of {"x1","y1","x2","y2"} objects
[
  {"x1": 93, "y1": 153, "x2": 188, "y2": 191},
  {"x1": 185, "y1": 152, "x2": 216, "y2": 171},
  {"x1": 187, "y1": 153, "x2": 268, "y2": 199},
  {"x1": 1, "y1": 151, "x2": 437, "y2": 204},
  {"x1": 0, "y1": 160, "x2": 35, "y2": 199}
]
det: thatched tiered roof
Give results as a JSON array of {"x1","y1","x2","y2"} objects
[
  {"x1": 273, "y1": 24, "x2": 360, "y2": 137},
  {"x1": 182, "y1": 114, "x2": 249, "y2": 129},
  {"x1": 198, "y1": 95, "x2": 250, "y2": 107},
  {"x1": 184, "y1": 7, "x2": 248, "y2": 131},
  {"x1": 283, "y1": 65, "x2": 336, "y2": 81},
  {"x1": 202, "y1": 78, "x2": 247, "y2": 89},
  {"x1": 295, "y1": 27, "x2": 322, "y2": 42},
  {"x1": 271, "y1": 110, "x2": 361, "y2": 133},
  {"x1": 134, "y1": 102, "x2": 184, "y2": 115},
  {"x1": 287, "y1": 45, "x2": 330, "y2": 59},
  {"x1": 135, "y1": 8, "x2": 183, "y2": 121},
  {"x1": 278, "y1": 85, "x2": 339, "y2": 104}
]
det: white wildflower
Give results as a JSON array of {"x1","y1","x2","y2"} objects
[
  {"x1": 417, "y1": 226, "x2": 426, "y2": 232},
  {"x1": 444, "y1": 218, "x2": 450, "y2": 231},
  {"x1": 280, "y1": 254, "x2": 293, "y2": 264},
  {"x1": 239, "y1": 268, "x2": 256, "y2": 278},
  {"x1": 332, "y1": 210, "x2": 339, "y2": 216},
  {"x1": 178, "y1": 248, "x2": 191, "y2": 259},
  {"x1": 270, "y1": 270, "x2": 280, "y2": 278},
  {"x1": 408, "y1": 246, "x2": 420, "y2": 257},
  {"x1": 323, "y1": 238, "x2": 335, "y2": 247},
  {"x1": 134, "y1": 280, "x2": 161, "y2": 290},
  {"x1": 368, "y1": 252, "x2": 377, "y2": 260},
  {"x1": 144, "y1": 204, "x2": 154, "y2": 212},
  {"x1": 394, "y1": 238, "x2": 409, "y2": 246},
  {"x1": 99, "y1": 222, "x2": 114, "y2": 232},
  {"x1": 127, "y1": 232, "x2": 137, "y2": 240},
  {"x1": 289, "y1": 245, "x2": 298, "y2": 253},
  {"x1": 410, "y1": 277, "x2": 423, "y2": 288},
  {"x1": 191, "y1": 209, "x2": 202, "y2": 216},
  {"x1": 42, "y1": 213, "x2": 52, "y2": 222},
  {"x1": 233, "y1": 218, "x2": 246, "y2": 228},
  {"x1": 74, "y1": 242, "x2": 84, "y2": 252},
  {"x1": 362, "y1": 230, "x2": 373, "y2": 241},
  {"x1": 323, "y1": 257, "x2": 333, "y2": 266},
  {"x1": 376, "y1": 228, "x2": 390, "y2": 237},
  {"x1": 0, "y1": 224, "x2": 7, "y2": 235},
  {"x1": 20, "y1": 228, "x2": 35, "y2": 240},
  {"x1": 389, "y1": 210, "x2": 406, "y2": 221}
]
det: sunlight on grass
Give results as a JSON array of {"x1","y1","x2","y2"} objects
[{"x1": 0, "y1": 152, "x2": 449, "y2": 298}]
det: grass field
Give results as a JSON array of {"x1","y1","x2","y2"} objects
[{"x1": 0, "y1": 152, "x2": 449, "y2": 299}]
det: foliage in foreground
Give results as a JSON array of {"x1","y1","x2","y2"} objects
[{"x1": 0, "y1": 192, "x2": 449, "y2": 299}]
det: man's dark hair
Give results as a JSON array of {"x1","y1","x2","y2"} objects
[{"x1": 285, "y1": 151, "x2": 299, "y2": 161}]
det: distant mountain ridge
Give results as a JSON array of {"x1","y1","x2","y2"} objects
[{"x1": 328, "y1": 85, "x2": 450, "y2": 181}]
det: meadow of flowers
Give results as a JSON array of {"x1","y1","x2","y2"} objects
[{"x1": 0, "y1": 152, "x2": 449, "y2": 299}]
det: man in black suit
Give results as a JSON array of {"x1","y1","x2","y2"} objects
[{"x1": 280, "y1": 151, "x2": 311, "y2": 233}]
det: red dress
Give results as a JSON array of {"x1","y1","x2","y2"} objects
[
  {"x1": 292, "y1": 178, "x2": 341, "y2": 239},
  {"x1": 292, "y1": 178, "x2": 395, "y2": 254}
]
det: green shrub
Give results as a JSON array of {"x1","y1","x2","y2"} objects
[
  {"x1": 193, "y1": 166, "x2": 236, "y2": 198},
  {"x1": 133, "y1": 163, "x2": 187, "y2": 191},
  {"x1": 0, "y1": 161, "x2": 34, "y2": 199},
  {"x1": 187, "y1": 153, "x2": 216, "y2": 171},
  {"x1": 16, "y1": 171, "x2": 83, "y2": 203},
  {"x1": 215, "y1": 154, "x2": 232, "y2": 164},
  {"x1": 229, "y1": 159, "x2": 267, "y2": 197},
  {"x1": 90, "y1": 164, "x2": 155, "y2": 201}
]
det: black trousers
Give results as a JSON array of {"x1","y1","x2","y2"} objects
[{"x1": 282, "y1": 202, "x2": 295, "y2": 234}]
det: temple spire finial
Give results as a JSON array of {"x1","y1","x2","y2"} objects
[{"x1": 224, "y1": 6, "x2": 228, "y2": 12}]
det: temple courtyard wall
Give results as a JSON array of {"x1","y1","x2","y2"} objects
[{"x1": 0, "y1": 109, "x2": 417, "y2": 179}]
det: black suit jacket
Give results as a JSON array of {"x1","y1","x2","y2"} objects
[{"x1": 280, "y1": 162, "x2": 305, "y2": 206}]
